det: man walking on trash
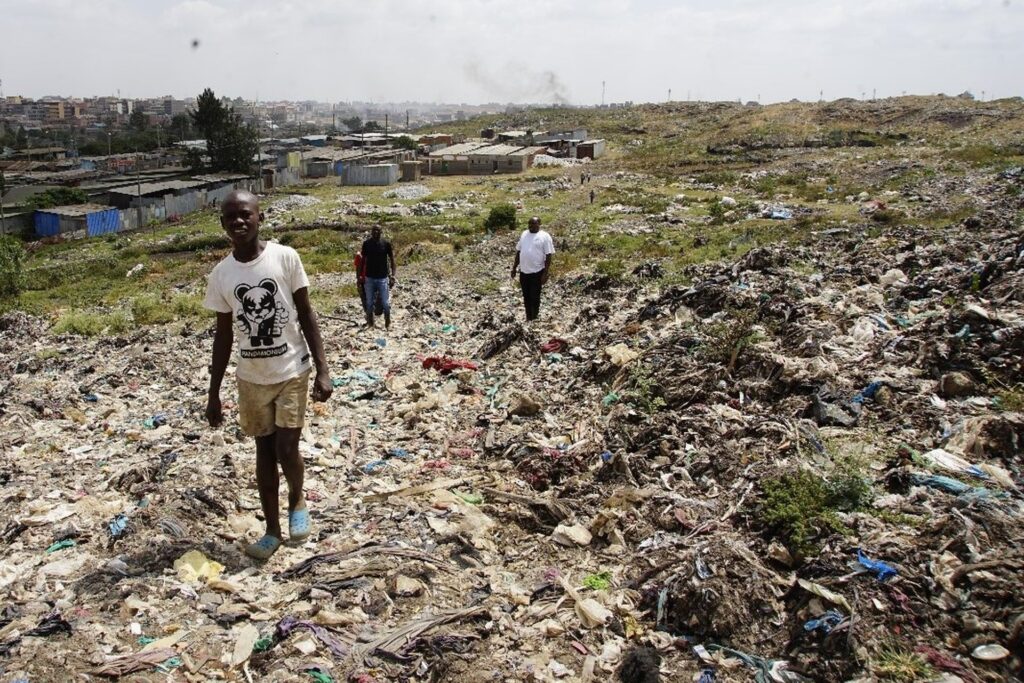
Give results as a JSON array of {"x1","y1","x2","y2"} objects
[
  {"x1": 361, "y1": 225, "x2": 396, "y2": 329},
  {"x1": 510, "y1": 216, "x2": 555, "y2": 322},
  {"x1": 204, "y1": 190, "x2": 333, "y2": 560}
]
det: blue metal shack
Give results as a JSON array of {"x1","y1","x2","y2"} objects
[{"x1": 35, "y1": 203, "x2": 121, "y2": 238}]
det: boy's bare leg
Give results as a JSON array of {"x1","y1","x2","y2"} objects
[
  {"x1": 276, "y1": 427, "x2": 305, "y2": 513},
  {"x1": 255, "y1": 434, "x2": 283, "y2": 539}
]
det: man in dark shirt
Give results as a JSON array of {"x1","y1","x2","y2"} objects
[{"x1": 360, "y1": 225, "x2": 396, "y2": 328}]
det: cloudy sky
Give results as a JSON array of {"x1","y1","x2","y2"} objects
[{"x1": 1, "y1": 0, "x2": 1021, "y2": 104}]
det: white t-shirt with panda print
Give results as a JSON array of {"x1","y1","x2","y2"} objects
[{"x1": 203, "y1": 241, "x2": 312, "y2": 385}]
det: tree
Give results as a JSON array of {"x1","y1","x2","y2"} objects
[
  {"x1": 363, "y1": 121, "x2": 383, "y2": 133},
  {"x1": 129, "y1": 109, "x2": 147, "y2": 132},
  {"x1": 188, "y1": 88, "x2": 258, "y2": 174},
  {"x1": 341, "y1": 116, "x2": 362, "y2": 133},
  {"x1": 207, "y1": 110, "x2": 258, "y2": 173},
  {"x1": 170, "y1": 113, "x2": 190, "y2": 136},
  {"x1": 393, "y1": 135, "x2": 418, "y2": 151},
  {"x1": 184, "y1": 148, "x2": 205, "y2": 173},
  {"x1": 16, "y1": 126, "x2": 27, "y2": 150},
  {"x1": 190, "y1": 88, "x2": 227, "y2": 140},
  {"x1": 25, "y1": 187, "x2": 89, "y2": 211}
]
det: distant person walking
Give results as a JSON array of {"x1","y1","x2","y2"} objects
[
  {"x1": 361, "y1": 225, "x2": 396, "y2": 329},
  {"x1": 510, "y1": 216, "x2": 555, "y2": 322},
  {"x1": 589, "y1": 188, "x2": 596, "y2": 204}
]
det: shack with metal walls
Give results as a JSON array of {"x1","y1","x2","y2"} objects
[
  {"x1": 342, "y1": 163, "x2": 399, "y2": 186},
  {"x1": 34, "y1": 203, "x2": 121, "y2": 238}
]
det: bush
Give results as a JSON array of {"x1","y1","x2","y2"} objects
[
  {"x1": 392, "y1": 135, "x2": 418, "y2": 151},
  {"x1": 484, "y1": 203, "x2": 518, "y2": 232},
  {"x1": 758, "y1": 464, "x2": 870, "y2": 557},
  {"x1": 0, "y1": 236, "x2": 25, "y2": 297},
  {"x1": 131, "y1": 295, "x2": 176, "y2": 325},
  {"x1": 52, "y1": 310, "x2": 132, "y2": 336},
  {"x1": 24, "y1": 187, "x2": 88, "y2": 211},
  {"x1": 132, "y1": 293, "x2": 209, "y2": 325}
]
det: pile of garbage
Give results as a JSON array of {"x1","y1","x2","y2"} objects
[
  {"x1": 533, "y1": 155, "x2": 589, "y2": 168},
  {"x1": 382, "y1": 185, "x2": 431, "y2": 201},
  {"x1": 267, "y1": 194, "x2": 322, "y2": 213},
  {"x1": 1, "y1": 147, "x2": 1023, "y2": 682}
]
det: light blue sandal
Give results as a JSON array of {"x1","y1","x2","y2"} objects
[
  {"x1": 245, "y1": 534, "x2": 282, "y2": 560},
  {"x1": 289, "y1": 507, "x2": 312, "y2": 542}
]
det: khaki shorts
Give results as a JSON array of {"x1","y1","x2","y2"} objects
[{"x1": 236, "y1": 371, "x2": 310, "y2": 437}]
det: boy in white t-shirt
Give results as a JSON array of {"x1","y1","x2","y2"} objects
[
  {"x1": 510, "y1": 216, "x2": 555, "y2": 321},
  {"x1": 203, "y1": 190, "x2": 332, "y2": 560}
]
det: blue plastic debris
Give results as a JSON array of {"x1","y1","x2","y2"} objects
[
  {"x1": 374, "y1": 338, "x2": 387, "y2": 348},
  {"x1": 362, "y1": 460, "x2": 388, "y2": 474},
  {"x1": 857, "y1": 549, "x2": 898, "y2": 581},
  {"x1": 698, "y1": 668, "x2": 716, "y2": 683},
  {"x1": 84, "y1": 394, "x2": 98, "y2": 402},
  {"x1": 387, "y1": 447, "x2": 411, "y2": 460},
  {"x1": 851, "y1": 381, "x2": 883, "y2": 405},
  {"x1": 143, "y1": 413, "x2": 168, "y2": 429},
  {"x1": 600, "y1": 451, "x2": 613, "y2": 463},
  {"x1": 909, "y1": 473, "x2": 997, "y2": 499},
  {"x1": 803, "y1": 609, "x2": 845, "y2": 634},
  {"x1": 108, "y1": 513, "x2": 130, "y2": 539}
]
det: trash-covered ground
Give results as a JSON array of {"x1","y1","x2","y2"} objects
[{"x1": 2, "y1": 98, "x2": 1024, "y2": 682}]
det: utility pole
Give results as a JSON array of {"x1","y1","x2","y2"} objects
[
  {"x1": 384, "y1": 113, "x2": 388, "y2": 139},
  {"x1": 667, "y1": 88, "x2": 671, "y2": 102},
  {"x1": 0, "y1": 169, "x2": 6, "y2": 236},
  {"x1": 406, "y1": 109, "x2": 409, "y2": 130},
  {"x1": 601, "y1": 81, "x2": 606, "y2": 106},
  {"x1": 135, "y1": 151, "x2": 143, "y2": 230},
  {"x1": 873, "y1": 88, "x2": 876, "y2": 100}
]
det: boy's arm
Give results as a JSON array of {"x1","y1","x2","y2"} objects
[
  {"x1": 510, "y1": 250, "x2": 520, "y2": 279},
  {"x1": 541, "y1": 253, "x2": 552, "y2": 284},
  {"x1": 206, "y1": 312, "x2": 234, "y2": 427},
  {"x1": 387, "y1": 243, "x2": 397, "y2": 286},
  {"x1": 293, "y1": 286, "x2": 332, "y2": 402}
]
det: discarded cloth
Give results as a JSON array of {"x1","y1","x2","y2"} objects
[
  {"x1": 275, "y1": 615, "x2": 350, "y2": 658},
  {"x1": 92, "y1": 648, "x2": 178, "y2": 677},
  {"x1": 540, "y1": 338, "x2": 569, "y2": 354},
  {"x1": 0, "y1": 611, "x2": 72, "y2": 657},
  {"x1": 803, "y1": 609, "x2": 845, "y2": 634},
  {"x1": 421, "y1": 356, "x2": 479, "y2": 374}
]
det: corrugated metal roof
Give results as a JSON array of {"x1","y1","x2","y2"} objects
[
  {"x1": 36, "y1": 203, "x2": 114, "y2": 217},
  {"x1": 191, "y1": 173, "x2": 250, "y2": 183},
  {"x1": 428, "y1": 142, "x2": 489, "y2": 157},
  {"x1": 466, "y1": 144, "x2": 525, "y2": 156},
  {"x1": 108, "y1": 179, "x2": 204, "y2": 196},
  {"x1": 508, "y1": 146, "x2": 547, "y2": 157}
]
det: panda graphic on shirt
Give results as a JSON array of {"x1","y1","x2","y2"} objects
[{"x1": 234, "y1": 278, "x2": 290, "y2": 357}]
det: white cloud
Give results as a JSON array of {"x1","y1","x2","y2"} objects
[{"x1": 0, "y1": 0, "x2": 1020, "y2": 102}]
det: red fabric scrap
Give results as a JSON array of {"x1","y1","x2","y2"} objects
[
  {"x1": 421, "y1": 356, "x2": 479, "y2": 374},
  {"x1": 540, "y1": 338, "x2": 569, "y2": 354}
]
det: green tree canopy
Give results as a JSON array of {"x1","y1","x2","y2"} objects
[
  {"x1": 188, "y1": 88, "x2": 258, "y2": 174},
  {"x1": 129, "y1": 109, "x2": 147, "y2": 132},
  {"x1": 190, "y1": 88, "x2": 227, "y2": 140},
  {"x1": 392, "y1": 135, "x2": 418, "y2": 151}
]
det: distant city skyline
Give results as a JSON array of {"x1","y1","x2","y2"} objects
[{"x1": 2, "y1": 0, "x2": 1022, "y2": 105}]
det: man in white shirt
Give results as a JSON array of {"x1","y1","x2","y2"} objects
[{"x1": 510, "y1": 216, "x2": 555, "y2": 321}]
